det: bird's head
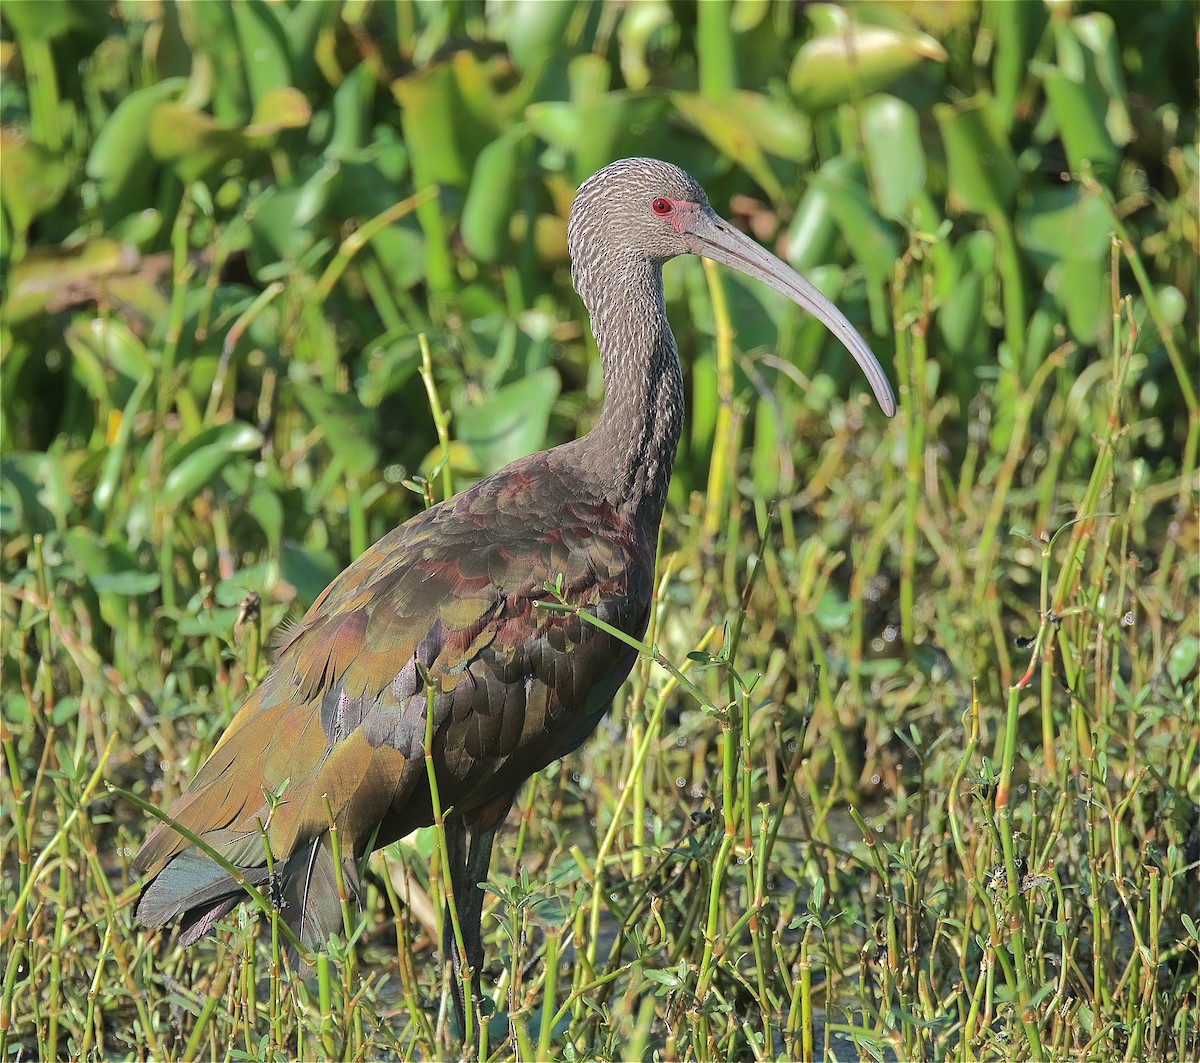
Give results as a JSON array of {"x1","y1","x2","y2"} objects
[
  {"x1": 568, "y1": 157, "x2": 712, "y2": 263},
  {"x1": 567, "y1": 157, "x2": 896, "y2": 416}
]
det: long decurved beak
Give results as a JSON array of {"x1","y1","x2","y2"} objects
[{"x1": 682, "y1": 208, "x2": 896, "y2": 417}]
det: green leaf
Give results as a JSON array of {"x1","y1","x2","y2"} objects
[
  {"x1": 161, "y1": 422, "x2": 264, "y2": 508},
  {"x1": 814, "y1": 590, "x2": 852, "y2": 631},
  {"x1": 790, "y1": 4, "x2": 946, "y2": 112},
  {"x1": 391, "y1": 56, "x2": 498, "y2": 189},
  {"x1": 246, "y1": 87, "x2": 312, "y2": 137},
  {"x1": 1039, "y1": 65, "x2": 1119, "y2": 181},
  {"x1": 1017, "y1": 185, "x2": 1112, "y2": 269},
  {"x1": 494, "y1": 0, "x2": 576, "y2": 73},
  {"x1": 85, "y1": 78, "x2": 187, "y2": 216},
  {"x1": 939, "y1": 231, "x2": 997, "y2": 358},
  {"x1": 461, "y1": 130, "x2": 527, "y2": 264},
  {"x1": 455, "y1": 367, "x2": 560, "y2": 476},
  {"x1": 230, "y1": 0, "x2": 293, "y2": 109},
  {"x1": 0, "y1": 128, "x2": 71, "y2": 243},
  {"x1": 933, "y1": 93, "x2": 1018, "y2": 216},
  {"x1": 786, "y1": 181, "x2": 840, "y2": 272},
  {"x1": 1167, "y1": 636, "x2": 1198, "y2": 687},
  {"x1": 148, "y1": 103, "x2": 253, "y2": 182},
  {"x1": 280, "y1": 543, "x2": 341, "y2": 608},
  {"x1": 861, "y1": 94, "x2": 925, "y2": 221},
  {"x1": 812, "y1": 157, "x2": 900, "y2": 288},
  {"x1": 616, "y1": 2, "x2": 674, "y2": 91},
  {"x1": 0, "y1": 451, "x2": 73, "y2": 535},
  {"x1": 670, "y1": 92, "x2": 799, "y2": 199},
  {"x1": 65, "y1": 527, "x2": 160, "y2": 596},
  {"x1": 65, "y1": 318, "x2": 153, "y2": 409},
  {"x1": 291, "y1": 381, "x2": 380, "y2": 480}
]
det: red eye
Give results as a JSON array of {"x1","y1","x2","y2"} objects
[{"x1": 651, "y1": 197, "x2": 672, "y2": 215}]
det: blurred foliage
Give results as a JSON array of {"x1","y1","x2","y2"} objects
[{"x1": 1, "y1": 1, "x2": 1197, "y2": 1060}]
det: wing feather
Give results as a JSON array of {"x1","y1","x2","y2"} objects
[{"x1": 135, "y1": 452, "x2": 656, "y2": 948}]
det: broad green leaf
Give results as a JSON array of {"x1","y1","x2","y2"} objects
[
  {"x1": 461, "y1": 130, "x2": 528, "y2": 264},
  {"x1": 215, "y1": 562, "x2": 275, "y2": 607},
  {"x1": 291, "y1": 380, "x2": 380, "y2": 480},
  {"x1": 246, "y1": 87, "x2": 313, "y2": 137},
  {"x1": 356, "y1": 333, "x2": 424, "y2": 408},
  {"x1": 280, "y1": 543, "x2": 341, "y2": 608},
  {"x1": 986, "y1": 0, "x2": 1048, "y2": 132},
  {"x1": 1016, "y1": 185, "x2": 1112, "y2": 271},
  {"x1": 671, "y1": 93, "x2": 782, "y2": 200},
  {"x1": 1039, "y1": 66, "x2": 1119, "y2": 181},
  {"x1": 790, "y1": 4, "x2": 946, "y2": 112},
  {"x1": 231, "y1": 0, "x2": 293, "y2": 108},
  {"x1": 148, "y1": 103, "x2": 252, "y2": 181},
  {"x1": 814, "y1": 590, "x2": 852, "y2": 631},
  {"x1": 617, "y1": 1, "x2": 674, "y2": 91},
  {"x1": 939, "y1": 232, "x2": 997, "y2": 358},
  {"x1": 65, "y1": 526, "x2": 160, "y2": 596},
  {"x1": 496, "y1": 0, "x2": 576, "y2": 73},
  {"x1": 455, "y1": 367, "x2": 560, "y2": 475},
  {"x1": 392, "y1": 56, "x2": 499, "y2": 189},
  {"x1": 70, "y1": 317, "x2": 153, "y2": 383},
  {"x1": 1058, "y1": 14, "x2": 1133, "y2": 147},
  {"x1": 1167, "y1": 636, "x2": 1199, "y2": 687},
  {"x1": 0, "y1": 129, "x2": 70, "y2": 242},
  {"x1": 161, "y1": 422, "x2": 264, "y2": 507},
  {"x1": 2, "y1": 0, "x2": 84, "y2": 41},
  {"x1": 86, "y1": 78, "x2": 187, "y2": 215},
  {"x1": 812, "y1": 157, "x2": 900, "y2": 289},
  {"x1": 934, "y1": 94, "x2": 1018, "y2": 216},
  {"x1": 786, "y1": 180, "x2": 839, "y2": 272},
  {"x1": 0, "y1": 451, "x2": 74, "y2": 534},
  {"x1": 326, "y1": 62, "x2": 376, "y2": 160},
  {"x1": 1048, "y1": 258, "x2": 1106, "y2": 345},
  {"x1": 528, "y1": 94, "x2": 676, "y2": 182},
  {"x1": 861, "y1": 94, "x2": 925, "y2": 221},
  {"x1": 246, "y1": 485, "x2": 285, "y2": 551}
]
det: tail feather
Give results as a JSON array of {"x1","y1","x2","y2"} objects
[
  {"x1": 130, "y1": 672, "x2": 417, "y2": 957},
  {"x1": 135, "y1": 833, "x2": 360, "y2": 955},
  {"x1": 135, "y1": 849, "x2": 270, "y2": 944},
  {"x1": 281, "y1": 835, "x2": 362, "y2": 949}
]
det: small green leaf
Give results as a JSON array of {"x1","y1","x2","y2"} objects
[
  {"x1": 1166, "y1": 636, "x2": 1198, "y2": 687},
  {"x1": 85, "y1": 78, "x2": 187, "y2": 216}
]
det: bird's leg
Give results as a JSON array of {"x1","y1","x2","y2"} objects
[
  {"x1": 441, "y1": 817, "x2": 471, "y2": 1039},
  {"x1": 442, "y1": 818, "x2": 499, "y2": 1050}
]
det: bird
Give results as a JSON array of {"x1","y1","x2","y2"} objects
[{"x1": 133, "y1": 156, "x2": 895, "y2": 1032}]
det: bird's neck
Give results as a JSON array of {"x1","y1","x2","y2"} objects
[{"x1": 575, "y1": 256, "x2": 684, "y2": 530}]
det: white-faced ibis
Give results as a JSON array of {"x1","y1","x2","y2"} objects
[{"x1": 134, "y1": 157, "x2": 895, "y2": 1028}]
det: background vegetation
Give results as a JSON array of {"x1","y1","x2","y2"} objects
[{"x1": 2, "y1": 0, "x2": 1197, "y2": 1060}]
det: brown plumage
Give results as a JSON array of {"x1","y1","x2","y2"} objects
[{"x1": 133, "y1": 157, "x2": 894, "y2": 1028}]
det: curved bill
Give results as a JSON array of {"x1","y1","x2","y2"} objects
[{"x1": 683, "y1": 209, "x2": 896, "y2": 416}]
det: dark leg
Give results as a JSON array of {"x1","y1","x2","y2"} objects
[{"x1": 442, "y1": 818, "x2": 499, "y2": 1050}]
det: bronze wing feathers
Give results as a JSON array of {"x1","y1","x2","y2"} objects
[{"x1": 134, "y1": 456, "x2": 653, "y2": 948}]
